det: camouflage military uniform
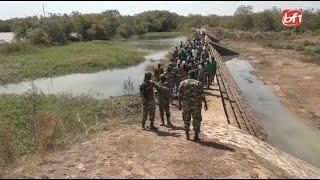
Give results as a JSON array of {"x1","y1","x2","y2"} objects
[
  {"x1": 173, "y1": 47, "x2": 179, "y2": 60},
  {"x1": 155, "y1": 75, "x2": 173, "y2": 126},
  {"x1": 164, "y1": 69, "x2": 175, "y2": 93},
  {"x1": 173, "y1": 65, "x2": 184, "y2": 92},
  {"x1": 154, "y1": 65, "x2": 164, "y2": 82},
  {"x1": 178, "y1": 77, "x2": 207, "y2": 140},
  {"x1": 139, "y1": 72, "x2": 157, "y2": 130}
]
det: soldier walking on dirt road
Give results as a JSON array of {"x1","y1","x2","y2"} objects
[{"x1": 178, "y1": 70, "x2": 208, "y2": 141}]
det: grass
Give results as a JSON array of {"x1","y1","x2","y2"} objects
[
  {"x1": 0, "y1": 42, "x2": 38, "y2": 55},
  {"x1": 136, "y1": 31, "x2": 188, "y2": 40},
  {"x1": 0, "y1": 86, "x2": 142, "y2": 167},
  {"x1": 0, "y1": 40, "x2": 144, "y2": 85},
  {"x1": 263, "y1": 40, "x2": 320, "y2": 61}
]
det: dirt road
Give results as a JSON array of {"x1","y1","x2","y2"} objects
[
  {"x1": 4, "y1": 81, "x2": 320, "y2": 178},
  {"x1": 222, "y1": 40, "x2": 320, "y2": 129}
]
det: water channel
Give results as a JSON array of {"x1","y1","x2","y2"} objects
[{"x1": 226, "y1": 58, "x2": 320, "y2": 168}]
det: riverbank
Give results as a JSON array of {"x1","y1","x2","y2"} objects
[
  {"x1": 221, "y1": 39, "x2": 320, "y2": 130},
  {"x1": 0, "y1": 40, "x2": 145, "y2": 85},
  {"x1": 136, "y1": 31, "x2": 188, "y2": 40}
]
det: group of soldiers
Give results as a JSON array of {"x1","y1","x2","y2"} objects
[{"x1": 139, "y1": 31, "x2": 217, "y2": 141}]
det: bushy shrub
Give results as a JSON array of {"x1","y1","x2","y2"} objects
[
  {"x1": 26, "y1": 28, "x2": 50, "y2": 45},
  {"x1": 0, "y1": 41, "x2": 35, "y2": 54},
  {"x1": 118, "y1": 23, "x2": 134, "y2": 38}
]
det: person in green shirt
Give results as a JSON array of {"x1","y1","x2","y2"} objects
[
  {"x1": 179, "y1": 47, "x2": 187, "y2": 61},
  {"x1": 204, "y1": 57, "x2": 217, "y2": 89}
]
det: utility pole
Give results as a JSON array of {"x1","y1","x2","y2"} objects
[{"x1": 42, "y1": 3, "x2": 46, "y2": 17}]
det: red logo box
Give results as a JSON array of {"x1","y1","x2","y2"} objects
[{"x1": 281, "y1": 9, "x2": 303, "y2": 26}]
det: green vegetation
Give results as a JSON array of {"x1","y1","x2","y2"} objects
[
  {"x1": 2, "y1": 10, "x2": 182, "y2": 45},
  {"x1": 1, "y1": 6, "x2": 319, "y2": 45},
  {"x1": 0, "y1": 40, "x2": 144, "y2": 84},
  {"x1": 0, "y1": 86, "x2": 141, "y2": 167},
  {"x1": 0, "y1": 41, "x2": 37, "y2": 55},
  {"x1": 263, "y1": 40, "x2": 320, "y2": 58}
]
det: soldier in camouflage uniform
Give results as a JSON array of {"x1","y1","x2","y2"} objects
[
  {"x1": 178, "y1": 70, "x2": 208, "y2": 141},
  {"x1": 164, "y1": 67, "x2": 175, "y2": 104},
  {"x1": 173, "y1": 46, "x2": 179, "y2": 60},
  {"x1": 173, "y1": 63, "x2": 184, "y2": 92},
  {"x1": 139, "y1": 72, "x2": 158, "y2": 131},
  {"x1": 157, "y1": 74, "x2": 173, "y2": 127},
  {"x1": 154, "y1": 64, "x2": 164, "y2": 82},
  {"x1": 197, "y1": 62, "x2": 206, "y2": 88}
]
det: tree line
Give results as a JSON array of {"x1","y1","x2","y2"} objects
[{"x1": 1, "y1": 6, "x2": 319, "y2": 45}]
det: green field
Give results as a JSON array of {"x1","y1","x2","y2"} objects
[{"x1": 0, "y1": 40, "x2": 144, "y2": 84}]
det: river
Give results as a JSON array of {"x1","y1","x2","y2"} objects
[
  {"x1": 0, "y1": 36, "x2": 187, "y2": 99},
  {"x1": 0, "y1": 32, "x2": 13, "y2": 43},
  {"x1": 226, "y1": 58, "x2": 320, "y2": 168}
]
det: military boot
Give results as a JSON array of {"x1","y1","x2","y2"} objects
[
  {"x1": 160, "y1": 116, "x2": 165, "y2": 126},
  {"x1": 185, "y1": 130, "x2": 190, "y2": 140},
  {"x1": 149, "y1": 123, "x2": 158, "y2": 131},
  {"x1": 194, "y1": 132, "x2": 200, "y2": 142},
  {"x1": 166, "y1": 115, "x2": 173, "y2": 127},
  {"x1": 142, "y1": 121, "x2": 146, "y2": 130}
]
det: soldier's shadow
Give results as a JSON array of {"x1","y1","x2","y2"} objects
[
  {"x1": 195, "y1": 140, "x2": 235, "y2": 152},
  {"x1": 170, "y1": 125, "x2": 185, "y2": 131},
  {"x1": 153, "y1": 129, "x2": 181, "y2": 137}
]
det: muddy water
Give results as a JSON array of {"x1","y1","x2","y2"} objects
[
  {"x1": 0, "y1": 36, "x2": 187, "y2": 99},
  {"x1": 226, "y1": 58, "x2": 320, "y2": 168}
]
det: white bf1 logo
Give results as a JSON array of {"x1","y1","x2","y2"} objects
[{"x1": 281, "y1": 9, "x2": 303, "y2": 26}]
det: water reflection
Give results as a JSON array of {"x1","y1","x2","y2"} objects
[{"x1": 0, "y1": 32, "x2": 13, "y2": 43}]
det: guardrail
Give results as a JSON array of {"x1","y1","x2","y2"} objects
[{"x1": 205, "y1": 33, "x2": 268, "y2": 141}]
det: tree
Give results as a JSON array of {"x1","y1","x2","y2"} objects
[
  {"x1": 40, "y1": 17, "x2": 68, "y2": 45},
  {"x1": 72, "y1": 14, "x2": 93, "y2": 41},
  {"x1": 254, "y1": 12, "x2": 276, "y2": 31},
  {"x1": 26, "y1": 28, "x2": 49, "y2": 45},
  {"x1": 234, "y1": 5, "x2": 254, "y2": 15},
  {"x1": 12, "y1": 16, "x2": 39, "y2": 40},
  {"x1": 118, "y1": 23, "x2": 133, "y2": 38},
  {"x1": 102, "y1": 10, "x2": 120, "y2": 36}
]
